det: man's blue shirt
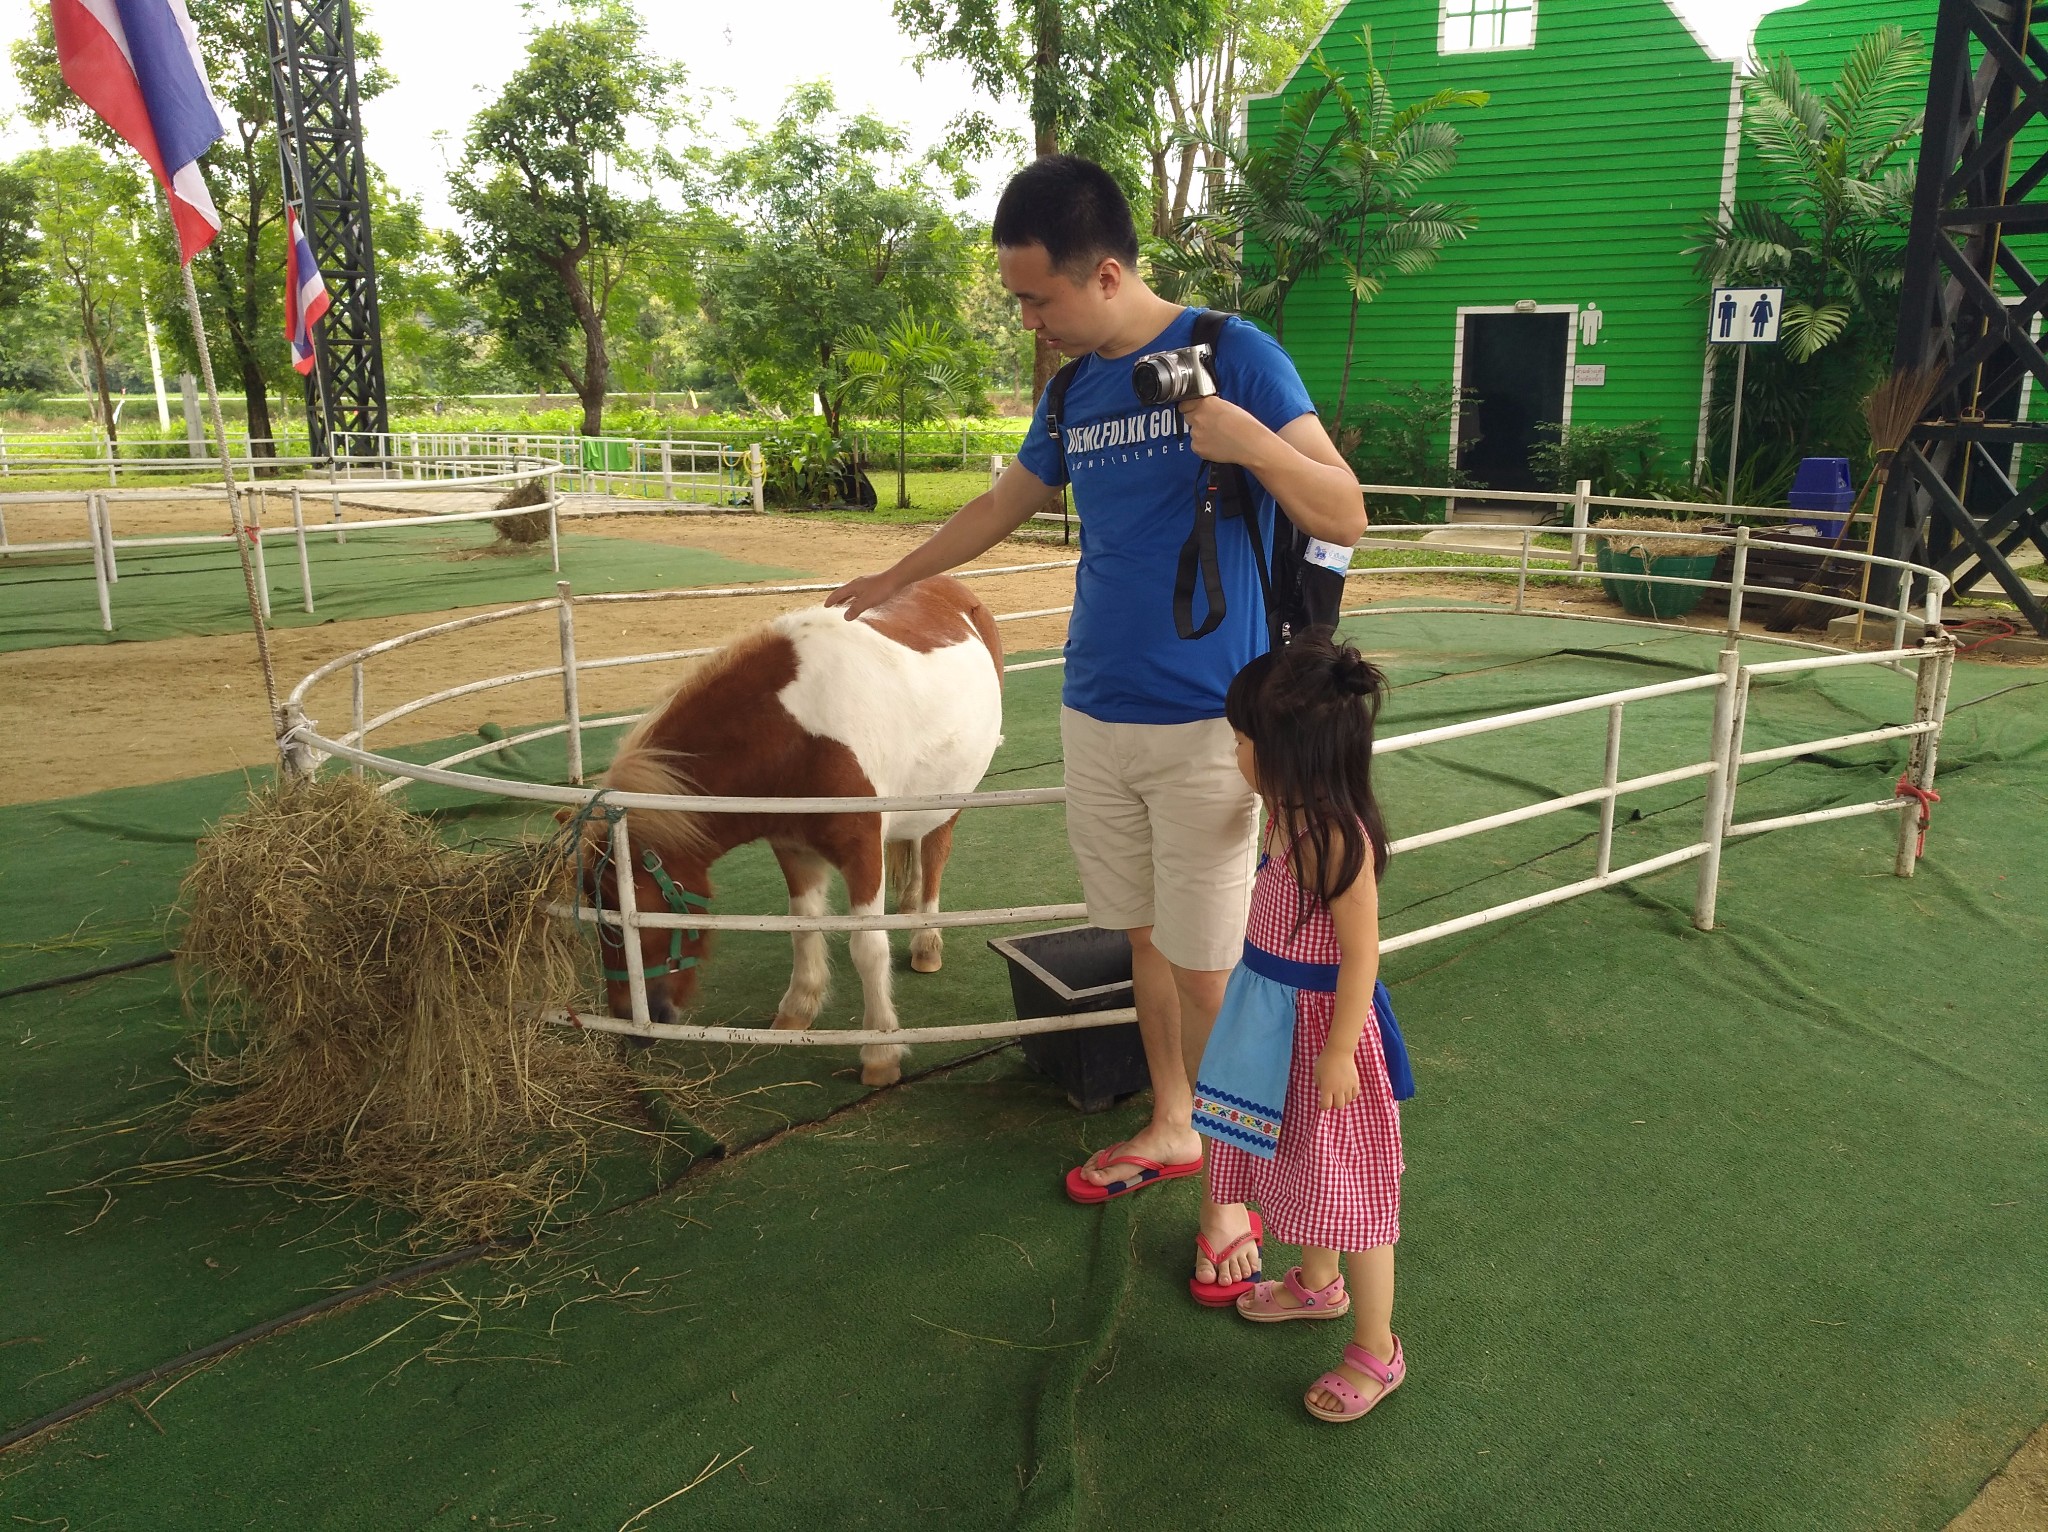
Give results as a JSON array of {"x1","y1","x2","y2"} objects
[{"x1": 1016, "y1": 308, "x2": 1317, "y2": 725}]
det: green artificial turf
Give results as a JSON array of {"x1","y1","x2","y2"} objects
[{"x1": 1, "y1": 614, "x2": 2044, "y2": 1529}]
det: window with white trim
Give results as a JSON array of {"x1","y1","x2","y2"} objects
[{"x1": 1440, "y1": 0, "x2": 1535, "y2": 52}]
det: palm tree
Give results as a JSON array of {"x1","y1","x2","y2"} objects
[
  {"x1": 1175, "y1": 59, "x2": 1351, "y2": 343},
  {"x1": 1323, "y1": 31, "x2": 1485, "y2": 429},
  {"x1": 840, "y1": 315, "x2": 977, "y2": 510},
  {"x1": 1691, "y1": 26, "x2": 1926, "y2": 362}
]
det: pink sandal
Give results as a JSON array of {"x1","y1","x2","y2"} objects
[
  {"x1": 1305, "y1": 1336, "x2": 1406, "y2": 1423},
  {"x1": 1188, "y1": 1210, "x2": 1264, "y2": 1307},
  {"x1": 1235, "y1": 1266, "x2": 1350, "y2": 1323}
]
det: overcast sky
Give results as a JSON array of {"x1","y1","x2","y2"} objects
[{"x1": 0, "y1": 0, "x2": 1791, "y2": 229}]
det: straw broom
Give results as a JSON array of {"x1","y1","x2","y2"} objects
[{"x1": 1765, "y1": 364, "x2": 1943, "y2": 634}]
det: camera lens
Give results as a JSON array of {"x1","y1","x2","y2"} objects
[{"x1": 1132, "y1": 355, "x2": 1174, "y2": 405}]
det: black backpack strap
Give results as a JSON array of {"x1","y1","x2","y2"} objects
[{"x1": 1041, "y1": 358, "x2": 1083, "y2": 483}]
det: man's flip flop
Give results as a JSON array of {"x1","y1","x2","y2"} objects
[
  {"x1": 1063, "y1": 1141, "x2": 1204, "y2": 1205},
  {"x1": 1189, "y1": 1210, "x2": 1265, "y2": 1307}
]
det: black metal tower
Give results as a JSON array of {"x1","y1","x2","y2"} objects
[
  {"x1": 1882, "y1": 0, "x2": 2048, "y2": 634},
  {"x1": 264, "y1": 0, "x2": 388, "y2": 458}
]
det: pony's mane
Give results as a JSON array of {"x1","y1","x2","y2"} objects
[{"x1": 595, "y1": 628, "x2": 783, "y2": 865}]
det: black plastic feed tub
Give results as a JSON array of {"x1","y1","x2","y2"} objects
[{"x1": 987, "y1": 925, "x2": 1149, "y2": 1113}]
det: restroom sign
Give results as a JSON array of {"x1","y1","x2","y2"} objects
[{"x1": 1710, "y1": 287, "x2": 1782, "y2": 344}]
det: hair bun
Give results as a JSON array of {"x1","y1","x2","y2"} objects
[{"x1": 1331, "y1": 647, "x2": 1377, "y2": 696}]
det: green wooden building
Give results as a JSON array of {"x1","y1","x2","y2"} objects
[{"x1": 1247, "y1": 0, "x2": 1935, "y2": 495}]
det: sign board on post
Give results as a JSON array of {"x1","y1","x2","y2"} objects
[
  {"x1": 1709, "y1": 287, "x2": 1783, "y2": 345},
  {"x1": 1708, "y1": 287, "x2": 1783, "y2": 504}
]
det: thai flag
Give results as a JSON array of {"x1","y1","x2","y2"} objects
[
  {"x1": 50, "y1": 0, "x2": 226, "y2": 265},
  {"x1": 285, "y1": 206, "x2": 331, "y2": 375}
]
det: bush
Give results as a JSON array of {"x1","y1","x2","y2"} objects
[
  {"x1": 1338, "y1": 382, "x2": 1471, "y2": 524},
  {"x1": 1530, "y1": 419, "x2": 1712, "y2": 501}
]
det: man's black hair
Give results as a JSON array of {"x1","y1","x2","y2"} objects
[{"x1": 992, "y1": 155, "x2": 1140, "y2": 276}]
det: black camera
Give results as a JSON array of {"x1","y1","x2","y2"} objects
[{"x1": 1131, "y1": 343, "x2": 1217, "y2": 405}]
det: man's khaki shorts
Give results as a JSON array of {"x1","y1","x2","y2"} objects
[{"x1": 1060, "y1": 707, "x2": 1259, "y2": 973}]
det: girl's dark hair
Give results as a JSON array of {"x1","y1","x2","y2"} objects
[
  {"x1": 992, "y1": 154, "x2": 1140, "y2": 276},
  {"x1": 1225, "y1": 629, "x2": 1390, "y2": 915}
]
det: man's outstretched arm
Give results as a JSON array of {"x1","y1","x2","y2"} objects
[{"x1": 826, "y1": 458, "x2": 1066, "y2": 619}]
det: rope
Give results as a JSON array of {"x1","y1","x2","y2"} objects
[{"x1": 1894, "y1": 772, "x2": 1941, "y2": 856}]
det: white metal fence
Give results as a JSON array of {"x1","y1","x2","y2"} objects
[
  {"x1": 0, "y1": 461, "x2": 568, "y2": 633},
  {"x1": 278, "y1": 531, "x2": 1958, "y2": 1049}
]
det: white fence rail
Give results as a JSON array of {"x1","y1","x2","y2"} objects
[
  {"x1": 1, "y1": 461, "x2": 568, "y2": 632},
  {"x1": 277, "y1": 532, "x2": 1960, "y2": 1050}
]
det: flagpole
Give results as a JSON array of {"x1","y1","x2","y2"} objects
[{"x1": 179, "y1": 250, "x2": 283, "y2": 740}]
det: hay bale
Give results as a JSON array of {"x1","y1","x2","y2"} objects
[
  {"x1": 1591, "y1": 514, "x2": 1723, "y2": 559},
  {"x1": 176, "y1": 776, "x2": 669, "y2": 1242},
  {"x1": 492, "y1": 475, "x2": 552, "y2": 545}
]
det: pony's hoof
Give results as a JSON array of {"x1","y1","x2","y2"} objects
[
  {"x1": 909, "y1": 949, "x2": 943, "y2": 975},
  {"x1": 860, "y1": 1058, "x2": 903, "y2": 1088},
  {"x1": 771, "y1": 1012, "x2": 813, "y2": 1031}
]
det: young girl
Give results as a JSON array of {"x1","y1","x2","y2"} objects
[{"x1": 1196, "y1": 633, "x2": 1414, "y2": 1424}]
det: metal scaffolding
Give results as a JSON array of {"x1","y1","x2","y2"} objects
[{"x1": 264, "y1": 0, "x2": 387, "y2": 459}]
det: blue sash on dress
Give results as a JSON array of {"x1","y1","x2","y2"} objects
[{"x1": 1193, "y1": 941, "x2": 1416, "y2": 1162}]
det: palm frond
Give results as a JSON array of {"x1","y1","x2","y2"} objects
[{"x1": 1779, "y1": 300, "x2": 1852, "y2": 361}]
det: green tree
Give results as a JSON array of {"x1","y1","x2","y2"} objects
[
  {"x1": 894, "y1": 0, "x2": 1213, "y2": 393},
  {"x1": 1323, "y1": 34, "x2": 1484, "y2": 429},
  {"x1": 0, "y1": 158, "x2": 51, "y2": 391},
  {"x1": 12, "y1": 0, "x2": 393, "y2": 456},
  {"x1": 1689, "y1": 25, "x2": 1925, "y2": 477},
  {"x1": 697, "y1": 84, "x2": 974, "y2": 432},
  {"x1": 1145, "y1": 0, "x2": 1333, "y2": 237},
  {"x1": 21, "y1": 147, "x2": 143, "y2": 451},
  {"x1": 448, "y1": 0, "x2": 692, "y2": 436},
  {"x1": 840, "y1": 314, "x2": 978, "y2": 508}
]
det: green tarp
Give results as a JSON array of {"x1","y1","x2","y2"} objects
[{"x1": 3, "y1": 615, "x2": 2045, "y2": 1528}]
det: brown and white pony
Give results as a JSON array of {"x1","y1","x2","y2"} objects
[{"x1": 576, "y1": 575, "x2": 1004, "y2": 1085}]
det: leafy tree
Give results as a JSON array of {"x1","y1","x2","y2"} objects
[
  {"x1": 372, "y1": 179, "x2": 519, "y2": 402},
  {"x1": 20, "y1": 147, "x2": 144, "y2": 451},
  {"x1": 449, "y1": 0, "x2": 692, "y2": 435},
  {"x1": 1157, "y1": 54, "x2": 1347, "y2": 342},
  {"x1": 894, "y1": 0, "x2": 1213, "y2": 393},
  {"x1": 1145, "y1": 0, "x2": 1332, "y2": 237},
  {"x1": 1322, "y1": 34, "x2": 1483, "y2": 428},
  {"x1": 697, "y1": 84, "x2": 974, "y2": 432},
  {"x1": 12, "y1": 0, "x2": 393, "y2": 456},
  {"x1": 0, "y1": 159, "x2": 51, "y2": 391},
  {"x1": 840, "y1": 315, "x2": 979, "y2": 507},
  {"x1": 1689, "y1": 25, "x2": 1925, "y2": 477}
]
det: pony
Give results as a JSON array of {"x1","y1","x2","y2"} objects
[{"x1": 574, "y1": 575, "x2": 1004, "y2": 1086}]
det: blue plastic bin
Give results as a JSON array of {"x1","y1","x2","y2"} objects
[{"x1": 1788, "y1": 457, "x2": 1855, "y2": 539}]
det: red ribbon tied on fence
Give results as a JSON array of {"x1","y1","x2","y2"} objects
[{"x1": 1894, "y1": 773, "x2": 1941, "y2": 857}]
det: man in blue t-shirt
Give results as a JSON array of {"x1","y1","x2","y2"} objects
[{"x1": 828, "y1": 156, "x2": 1364, "y2": 1297}]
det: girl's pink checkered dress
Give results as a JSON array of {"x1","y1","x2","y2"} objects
[{"x1": 1207, "y1": 844, "x2": 1404, "y2": 1251}]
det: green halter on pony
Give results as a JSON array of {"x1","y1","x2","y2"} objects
[{"x1": 565, "y1": 792, "x2": 711, "y2": 984}]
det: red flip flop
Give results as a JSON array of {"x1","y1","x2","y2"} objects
[
  {"x1": 1063, "y1": 1140, "x2": 1205, "y2": 1205},
  {"x1": 1189, "y1": 1210, "x2": 1265, "y2": 1307}
]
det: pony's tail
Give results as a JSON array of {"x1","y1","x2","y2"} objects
[{"x1": 886, "y1": 840, "x2": 920, "y2": 909}]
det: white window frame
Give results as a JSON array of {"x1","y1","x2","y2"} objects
[
  {"x1": 1446, "y1": 304, "x2": 1581, "y2": 477},
  {"x1": 1439, "y1": 0, "x2": 1538, "y2": 55}
]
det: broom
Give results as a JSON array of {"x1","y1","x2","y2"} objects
[{"x1": 1764, "y1": 364, "x2": 1943, "y2": 634}]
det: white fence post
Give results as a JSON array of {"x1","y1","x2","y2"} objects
[
  {"x1": 290, "y1": 486, "x2": 314, "y2": 613},
  {"x1": 1691, "y1": 646, "x2": 1743, "y2": 930},
  {"x1": 1570, "y1": 479, "x2": 1591, "y2": 571},
  {"x1": 610, "y1": 814, "x2": 653, "y2": 1026},
  {"x1": 1893, "y1": 638, "x2": 1953, "y2": 878},
  {"x1": 749, "y1": 444, "x2": 765, "y2": 513},
  {"x1": 1726, "y1": 523, "x2": 1750, "y2": 634},
  {"x1": 661, "y1": 439, "x2": 674, "y2": 500},
  {"x1": 557, "y1": 579, "x2": 584, "y2": 785},
  {"x1": 350, "y1": 661, "x2": 366, "y2": 779},
  {"x1": 547, "y1": 473, "x2": 562, "y2": 573},
  {"x1": 1597, "y1": 702, "x2": 1624, "y2": 877},
  {"x1": 87, "y1": 496, "x2": 112, "y2": 632},
  {"x1": 990, "y1": 452, "x2": 1002, "y2": 493},
  {"x1": 249, "y1": 494, "x2": 272, "y2": 622}
]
